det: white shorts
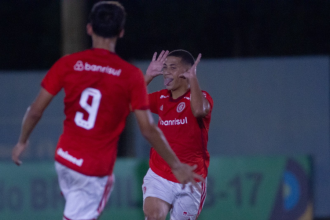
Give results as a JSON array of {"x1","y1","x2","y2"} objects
[
  {"x1": 55, "y1": 162, "x2": 115, "y2": 220},
  {"x1": 142, "y1": 169, "x2": 207, "y2": 220}
]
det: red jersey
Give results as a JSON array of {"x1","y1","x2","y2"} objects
[
  {"x1": 149, "y1": 89, "x2": 213, "y2": 182},
  {"x1": 41, "y1": 48, "x2": 149, "y2": 176}
]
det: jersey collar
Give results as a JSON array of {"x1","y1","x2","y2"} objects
[
  {"x1": 169, "y1": 89, "x2": 190, "y2": 102},
  {"x1": 90, "y1": 48, "x2": 117, "y2": 55}
]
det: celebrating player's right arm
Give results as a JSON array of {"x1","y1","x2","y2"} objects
[
  {"x1": 12, "y1": 88, "x2": 54, "y2": 165},
  {"x1": 144, "y1": 50, "x2": 169, "y2": 85},
  {"x1": 179, "y1": 53, "x2": 211, "y2": 118},
  {"x1": 134, "y1": 109, "x2": 204, "y2": 191}
]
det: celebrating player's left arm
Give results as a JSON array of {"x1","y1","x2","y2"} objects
[
  {"x1": 12, "y1": 88, "x2": 54, "y2": 165},
  {"x1": 180, "y1": 53, "x2": 210, "y2": 118}
]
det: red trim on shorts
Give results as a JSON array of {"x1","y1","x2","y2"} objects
[
  {"x1": 196, "y1": 182, "x2": 207, "y2": 219},
  {"x1": 97, "y1": 174, "x2": 114, "y2": 214}
]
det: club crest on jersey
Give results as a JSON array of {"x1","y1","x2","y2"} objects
[
  {"x1": 177, "y1": 102, "x2": 186, "y2": 113},
  {"x1": 160, "y1": 105, "x2": 163, "y2": 111}
]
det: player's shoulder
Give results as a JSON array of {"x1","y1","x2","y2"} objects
[
  {"x1": 48, "y1": 53, "x2": 74, "y2": 71},
  {"x1": 201, "y1": 90, "x2": 214, "y2": 108},
  {"x1": 108, "y1": 55, "x2": 143, "y2": 77},
  {"x1": 64, "y1": 49, "x2": 141, "y2": 73},
  {"x1": 201, "y1": 90, "x2": 212, "y2": 99},
  {"x1": 117, "y1": 58, "x2": 139, "y2": 71},
  {"x1": 150, "y1": 89, "x2": 170, "y2": 98},
  {"x1": 51, "y1": 50, "x2": 91, "y2": 72}
]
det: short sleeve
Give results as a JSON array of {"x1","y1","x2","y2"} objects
[
  {"x1": 129, "y1": 69, "x2": 149, "y2": 111},
  {"x1": 148, "y1": 91, "x2": 160, "y2": 114},
  {"x1": 202, "y1": 91, "x2": 213, "y2": 116},
  {"x1": 41, "y1": 57, "x2": 67, "y2": 95}
]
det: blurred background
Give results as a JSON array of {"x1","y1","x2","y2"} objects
[{"x1": 0, "y1": 0, "x2": 329, "y2": 219}]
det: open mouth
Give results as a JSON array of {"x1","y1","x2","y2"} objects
[{"x1": 164, "y1": 78, "x2": 173, "y2": 86}]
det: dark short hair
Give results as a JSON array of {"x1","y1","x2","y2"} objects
[
  {"x1": 88, "y1": 1, "x2": 126, "y2": 38},
  {"x1": 168, "y1": 49, "x2": 195, "y2": 66}
]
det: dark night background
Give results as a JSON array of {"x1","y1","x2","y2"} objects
[{"x1": 0, "y1": 0, "x2": 329, "y2": 70}]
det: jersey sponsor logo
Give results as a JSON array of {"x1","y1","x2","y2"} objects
[
  {"x1": 177, "y1": 102, "x2": 186, "y2": 113},
  {"x1": 57, "y1": 148, "x2": 84, "y2": 167},
  {"x1": 184, "y1": 96, "x2": 190, "y2": 100},
  {"x1": 73, "y1": 60, "x2": 122, "y2": 76},
  {"x1": 160, "y1": 105, "x2": 163, "y2": 111},
  {"x1": 160, "y1": 95, "x2": 169, "y2": 99},
  {"x1": 159, "y1": 117, "x2": 188, "y2": 126},
  {"x1": 74, "y1": 61, "x2": 84, "y2": 71},
  {"x1": 202, "y1": 92, "x2": 207, "y2": 98}
]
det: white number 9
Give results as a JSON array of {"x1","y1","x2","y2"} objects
[{"x1": 74, "y1": 88, "x2": 102, "y2": 130}]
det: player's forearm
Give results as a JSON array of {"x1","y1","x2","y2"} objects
[
  {"x1": 188, "y1": 76, "x2": 206, "y2": 117},
  {"x1": 143, "y1": 125, "x2": 181, "y2": 169},
  {"x1": 18, "y1": 106, "x2": 42, "y2": 144},
  {"x1": 144, "y1": 74, "x2": 154, "y2": 85}
]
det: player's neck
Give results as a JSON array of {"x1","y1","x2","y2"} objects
[
  {"x1": 92, "y1": 35, "x2": 117, "y2": 53},
  {"x1": 171, "y1": 85, "x2": 189, "y2": 99}
]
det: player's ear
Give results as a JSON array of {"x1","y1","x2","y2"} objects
[
  {"x1": 119, "y1": 29, "x2": 125, "y2": 38},
  {"x1": 86, "y1": 23, "x2": 93, "y2": 36}
]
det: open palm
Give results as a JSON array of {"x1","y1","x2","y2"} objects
[{"x1": 146, "y1": 50, "x2": 169, "y2": 77}]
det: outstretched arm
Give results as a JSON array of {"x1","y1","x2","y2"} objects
[
  {"x1": 134, "y1": 109, "x2": 204, "y2": 191},
  {"x1": 145, "y1": 50, "x2": 169, "y2": 85},
  {"x1": 180, "y1": 53, "x2": 210, "y2": 117},
  {"x1": 12, "y1": 88, "x2": 54, "y2": 165}
]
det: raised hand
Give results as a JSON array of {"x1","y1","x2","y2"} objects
[
  {"x1": 179, "y1": 53, "x2": 202, "y2": 80},
  {"x1": 145, "y1": 50, "x2": 169, "y2": 85},
  {"x1": 171, "y1": 163, "x2": 205, "y2": 193}
]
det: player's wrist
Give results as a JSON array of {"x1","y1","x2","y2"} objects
[
  {"x1": 18, "y1": 137, "x2": 28, "y2": 145},
  {"x1": 170, "y1": 161, "x2": 183, "y2": 171},
  {"x1": 145, "y1": 72, "x2": 155, "y2": 79},
  {"x1": 144, "y1": 74, "x2": 154, "y2": 85}
]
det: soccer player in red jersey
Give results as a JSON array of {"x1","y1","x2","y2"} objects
[
  {"x1": 142, "y1": 50, "x2": 213, "y2": 220},
  {"x1": 11, "y1": 2, "x2": 203, "y2": 220}
]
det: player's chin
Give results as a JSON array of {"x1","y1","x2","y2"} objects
[{"x1": 165, "y1": 84, "x2": 173, "y2": 90}]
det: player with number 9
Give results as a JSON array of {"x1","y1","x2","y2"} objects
[{"x1": 11, "y1": 2, "x2": 204, "y2": 220}]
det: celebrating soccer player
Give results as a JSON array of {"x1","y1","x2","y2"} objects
[
  {"x1": 143, "y1": 50, "x2": 213, "y2": 220},
  {"x1": 11, "y1": 2, "x2": 203, "y2": 220}
]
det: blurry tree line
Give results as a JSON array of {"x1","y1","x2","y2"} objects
[{"x1": 0, "y1": 0, "x2": 329, "y2": 70}]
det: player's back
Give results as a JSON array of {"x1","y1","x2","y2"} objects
[
  {"x1": 61, "y1": 48, "x2": 134, "y2": 138},
  {"x1": 42, "y1": 48, "x2": 146, "y2": 176}
]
